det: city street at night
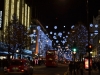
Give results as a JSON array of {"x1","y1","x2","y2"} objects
[{"x1": 0, "y1": 0, "x2": 100, "y2": 75}]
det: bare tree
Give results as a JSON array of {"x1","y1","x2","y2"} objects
[
  {"x1": 68, "y1": 23, "x2": 88, "y2": 60},
  {"x1": 5, "y1": 14, "x2": 28, "y2": 59}
]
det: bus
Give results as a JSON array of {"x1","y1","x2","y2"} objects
[{"x1": 45, "y1": 50, "x2": 58, "y2": 67}]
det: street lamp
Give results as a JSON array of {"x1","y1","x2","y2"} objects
[
  {"x1": 72, "y1": 43, "x2": 77, "y2": 75},
  {"x1": 16, "y1": 49, "x2": 19, "y2": 59}
]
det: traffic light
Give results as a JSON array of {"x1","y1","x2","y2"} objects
[
  {"x1": 72, "y1": 48, "x2": 77, "y2": 54},
  {"x1": 88, "y1": 44, "x2": 92, "y2": 51},
  {"x1": 73, "y1": 48, "x2": 76, "y2": 52},
  {"x1": 86, "y1": 44, "x2": 92, "y2": 52},
  {"x1": 72, "y1": 43, "x2": 77, "y2": 54}
]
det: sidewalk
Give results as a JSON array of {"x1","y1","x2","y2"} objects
[
  {"x1": 64, "y1": 69, "x2": 100, "y2": 75},
  {"x1": 83, "y1": 70, "x2": 100, "y2": 75}
]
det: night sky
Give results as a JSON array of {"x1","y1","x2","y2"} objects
[{"x1": 32, "y1": 0, "x2": 100, "y2": 45}]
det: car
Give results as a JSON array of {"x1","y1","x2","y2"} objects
[{"x1": 6, "y1": 59, "x2": 33, "y2": 75}]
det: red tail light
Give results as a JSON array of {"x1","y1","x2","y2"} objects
[
  {"x1": 7, "y1": 69, "x2": 10, "y2": 72},
  {"x1": 21, "y1": 69, "x2": 24, "y2": 72}
]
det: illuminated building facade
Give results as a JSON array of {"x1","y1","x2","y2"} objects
[
  {"x1": 0, "y1": 0, "x2": 31, "y2": 42},
  {"x1": 29, "y1": 19, "x2": 52, "y2": 58},
  {"x1": 0, "y1": 0, "x2": 32, "y2": 59},
  {"x1": 89, "y1": 10, "x2": 100, "y2": 59}
]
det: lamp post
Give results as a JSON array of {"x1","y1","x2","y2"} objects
[
  {"x1": 86, "y1": 0, "x2": 91, "y2": 75},
  {"x1": 73, "y1": 51, "x2": 76, "y2": 75},
  {"x1": 72, "y1": 43, "x2": 77, "y2": 75}
]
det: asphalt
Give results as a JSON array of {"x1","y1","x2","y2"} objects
[
  {"x1": 33, "y1": 64, "x2": 100, "y2": 75},
  {"x1": 1, "y1": 65, "x2": 100, "y2": 75}
]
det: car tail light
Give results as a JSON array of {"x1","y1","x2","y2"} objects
[
  {"x1": 21, "y1": 69, "x2": 24, "y2": 72},
  {"x1": 7, "y1": 69, "x2": 10, "y2": 72}
]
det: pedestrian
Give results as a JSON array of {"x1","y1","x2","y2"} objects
[
  {"x1": 75, "y1": 62, "x2": 80, "y2": 75},
  {"x1": 92, "y1": 61, "x2": 97, "y2": 70},
  {"x1": 69, "y1": 61, "x2": 74, "y2": 75},
  {"x1": 79, "y1": 62, "x2": 84, "y2": 75},
  {"x1": 73, "y1": 62, "x2": 77, "y2": 75},
  {"x1": 97, "y1": 61, "x2": 100, "y2": 73}
]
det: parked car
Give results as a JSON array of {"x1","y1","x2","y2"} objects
[{"x1": 5, "y1": 59, "x2": 33, "y2": 75}]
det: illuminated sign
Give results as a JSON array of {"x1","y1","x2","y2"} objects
[
  {"x1": 85, "y1": 59, "x2": 89, "y2": 69},
  {"x1": 0, "y1": 11, "x2": 2, "y2": 29},
  {"x1": 84, "y1": 57, "x2": 92, "y2": 69}
]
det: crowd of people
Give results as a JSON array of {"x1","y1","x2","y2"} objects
[
  {"x1": 68, "y1": 61, "x2": 100, "y2": 75},
  {"x1": 92, "y1": 61, "x2": 100, "y2": 72}
]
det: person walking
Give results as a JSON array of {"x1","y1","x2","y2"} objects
[
  {"x1": 69, "y1": 61, "x2": 74, "y2": 75},
  {"x1": 79, "y1": 62, "x2": 84, "y2": 75},
  {"x1": 97, "y1": 61, "x2": 100, "y2": 73},
  {"x1": 75, "y1": 62, "x2": 80, "y2": 75}
]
